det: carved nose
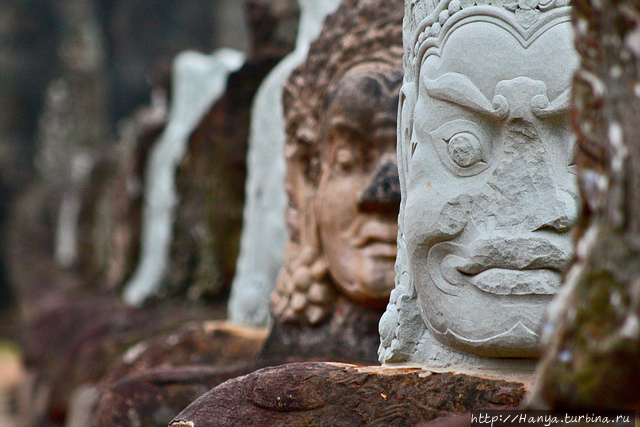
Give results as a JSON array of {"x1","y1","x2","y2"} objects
[
  {"x1": 533, "y1": 187, "x2": 578, "y2": 233},
  {"x1": 473, "y1": 120, "x2": 579, "y2": 234},
  {"x1": 358, "y1": 161, "x2": 401, "y2": 214}
]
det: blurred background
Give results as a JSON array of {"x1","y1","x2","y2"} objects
[
  {"x1": 0, "y1": 0, "x2": 299, "y2": 329},
  {"x1": 0, "y1": 0, "x2": 245, "y2": 311},
  {"x1": 0, "y1": 1, "x2": 299, "y2": 425}
]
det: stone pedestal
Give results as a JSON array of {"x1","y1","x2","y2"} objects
[
  {"x1": 169, "y1": 362, "x2": 526, "y2": 427},
  {"x1": 20, "y1": 298, "x2": 219, "y2": 424},
  {"x1": 100, "y1": 321, "x2": 269, "y2": 383},
  {"x1": 91, "y1": 322, "x2": 270, "y2": 427}
]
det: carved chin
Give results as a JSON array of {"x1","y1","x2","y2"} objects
[
  {"x1": 426, "y1": 320, "x2": 540, "y2": 358},
  {"x1": 337, "y1": 276, "x2": 394, "y2": 304},
  {"x1": 417, "y1": 241, "x2": 554, "y2": 358},
  {"x1": 329, "y1": 248, "x2": 396, "y2": 304}
]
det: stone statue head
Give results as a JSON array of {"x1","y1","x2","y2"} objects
[
  {"x1": 271, "y1": 0, "x2": 404, "y2": 326},
  {"x1": 379, "y1": 0, "x2": 579, "y2": 370}
]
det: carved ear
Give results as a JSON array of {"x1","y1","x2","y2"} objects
[{"x1": 397, "y1": 82, "x2": 416, "y2": 200}]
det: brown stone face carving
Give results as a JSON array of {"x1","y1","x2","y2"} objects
[
  {"x1": 315, "y1": 63, "x2": 401, "y2": 304},
  {"x1": 272, "y1": 0, "x2": 404, "y2": 328}
]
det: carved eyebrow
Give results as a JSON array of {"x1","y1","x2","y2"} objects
[
  {"x1": 531, "y1": 88, "x2": 570, "y2": 118},
  {"x1": 328, "y1": 116, "x2": 368, "y2": 140},
  {"x1": 424, "y1": 72, "x2": 507, "y2": 118},
  {"x1": 329, "y1": 116, "x2": 363, "y2": 131}
]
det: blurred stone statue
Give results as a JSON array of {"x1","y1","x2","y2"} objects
[
  {"x1": 379, "y1": 0, "x2": 579, "y2": 372},
  {"x1": 263, "y1": 0, "x2": 403, "y2": 363},
  {"x1": 228, "y1": 0, "x2": 342, "y2": 327},
  {"x1": 123, "y1": 49, "x2": 245, "y2": 305}
]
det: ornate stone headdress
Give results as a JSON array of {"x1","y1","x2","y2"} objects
[{"x1": 405, "y1": 0, "x2": 571, "y2": 82}]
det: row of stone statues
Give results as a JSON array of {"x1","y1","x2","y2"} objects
[
  {"x1": 166, "y1": 0, "x2": 582, "y2": 422},
  {"x1": 261, "y1": 0, "x2": 578, "y2": 373},
  {"x1": 5, "y1": 0, "x2": 585, "y2": 423}
]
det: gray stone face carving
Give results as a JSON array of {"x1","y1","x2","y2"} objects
[
  {"x1": 123, "y1": 49, "x2": 245, "y2": 305},
  {"x1": 228, "y1": 0, "x2": 341, "y2": 327},
  {"x1": 379, "y1": 0, "x2": 579, "y2": 372}
]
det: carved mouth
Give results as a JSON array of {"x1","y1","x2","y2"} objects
[
  {"x1": 353, "y1": 222, "x2": 398, "y2": 258},
  {"x1": 462, "y1": 268, "x2": 561, "y2": 295},
  {"x1": 354, "y1": 222, "x2": 397, "y2": 246},
  {"x1": 435, "y1": 237, "x2": 572, "y2": 295},
  {"x1": 455, "y1": 237, "x2": 570, "y2": 273}
]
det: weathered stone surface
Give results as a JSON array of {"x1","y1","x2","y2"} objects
[
  {"x1": 165, "y1": 57, "x2": 280, "y2": 301},
  {"x1": 92, "y1": 364, "x2": 269, "y2": 427},
  {"x1": 35, "y1": 8, "x2": 108, "y2": 186},
  {"x1": 20, "y1": 297, "x2": 220, "y2": 424},
  {"x1": 227, "y1": 0, "x2": 342, "y2": 327},
  {"x1": 5, "y1": 78, "x2": 168, "y2": 322},
  {"x1": 4, "y1": 2, "x2": 278, "y2": 425},
  {"x1": 170, "y1": 362, "x2": 525, "y2": 426},
  {"x1": 77, "y1": 93, "x2": 167, "y2": 293},
  {"x1": 92, "y1": 327, "x2": 273, "y2": 427},
  {"x1": 101, "y1": 321, "x2": 268, "y2": 383},
  {"x1": 35, "y1": 0, "x2": 111, "y2": 273},
  {"x1": 90, "y1": 299, "x2": 384, "y2": 425},
  {"x1": 122, "y1": 49, "x2": 245, "y2": 306},
  {"x1": 4, "y1": 0, "x2": 112, "y2": 317},
  {"x1": 4, "y1": 182, "x2": 80, "y2": 321},
  {"x1": 261, "y1": 0, "x2": 404, "y2": 360},
  {"x1": 260, "y1": 298, "x2": 385, "y2": 364},
  {"x1": 72, "y1": 39, "x2": 291, "y2": 427},
  {"x1": 379, "y1": 0, "x2": 579, "y2": 372},
  {"x1": 46, "y1": 11, "x2": 296, "y2": 426}
]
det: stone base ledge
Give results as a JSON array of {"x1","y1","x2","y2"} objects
[{"x1": 170, "y1": 362, "x2": 527, "y2": 426}]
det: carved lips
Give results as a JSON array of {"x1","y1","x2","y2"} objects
[
  {"x1": 439, "y1": 236, "x2": 572, "y2": 295},
  {"x1": 353, "y1": 221, "x2": 398, "y2": 258}
]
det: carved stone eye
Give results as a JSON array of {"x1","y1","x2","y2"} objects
[
  {"x1": 428, "y1": 119, "x2": 490, "y2": 177},
  {"x1": 447, "y1": 132, "x2": 482, "y2": 168}
]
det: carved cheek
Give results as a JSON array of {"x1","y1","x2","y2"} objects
[
  {"x1": 317, "y1": 171, "x2": 362, "y2": 234},
  {"x1": 435, "y1": 195, "x2": 473, "y2": 238}
]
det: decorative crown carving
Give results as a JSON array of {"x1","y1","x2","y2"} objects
[{"x1": 411, "y1": 0, "x2": 571, "y2": 68}]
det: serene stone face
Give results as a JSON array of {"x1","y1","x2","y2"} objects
[
  {"x1": 273, "y1": 56, "x2": 403, "y2": 328},
  {"x1": 316, "y1": 63, "x2": 402, "y2": 304},
  {"x1": 397, "y1": 1, "x2": 579, "y2": 359}
]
